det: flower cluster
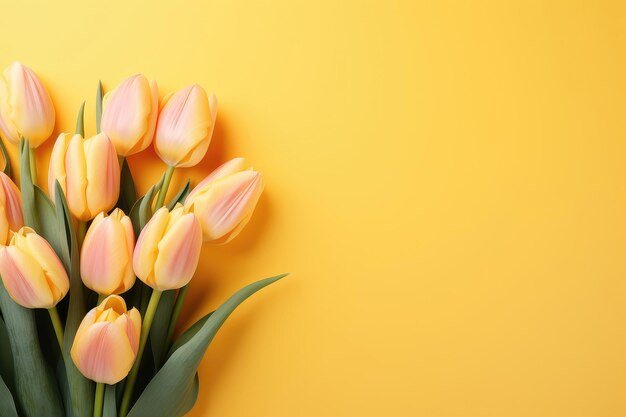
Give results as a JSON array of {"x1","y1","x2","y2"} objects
[{"x1": 0, "y1": 62, "x2": 283, "y2": 417}]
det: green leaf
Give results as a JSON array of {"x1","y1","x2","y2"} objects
[
  {"x1": 0, "y1": 316, "x2": 14, "y2": 395},
  {"x1": 167, "y1": 311, "x2": 214, "y2": 359},
  {"x1": 96, "y1": 81, "x2": 104, "y2": 134},
  {"x1": 128, "y1": 195, "x2": 145, "y2": 238},
  {"x1": 117, "y1": 158, "x2": 137, "y2": 213},
  {"x1": 20, "y1": 138, "x2": 38, "y2": 230},
  {"x1": 128, "y1": 273, "x2": 288, "y2": 417},
  {"x1": 76, "y1": 101, "x2": 86, "y2": 136},
  {"x1": 0, "y1": 137, "x2": 11, "y2": 177},
  {"x1": 55, "y1": 181, "x2": 94, "y2": 417},
  {"x1": 0, "y1": 282, "x2": 64, "y2": 417},
  {"x1": 166, "y1": 180, "x2": 190, "y2": 211},
  {"x1": 139, "y1": 174, "x2": 165, "y2": 229},
  {"x1": 103, "y1": 384, "x2": 117, "y2": 417},
  {"x1": 150, "y1": 290, "x2": 175, "y2": 369},
  {"x1": 0, "y1": 374, "x2": 18, "y2": 417}
]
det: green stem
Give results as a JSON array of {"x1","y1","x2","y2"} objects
[
  {"x1": 28, "y1": 146, "x2": 37, "y2": 185},
  {"x1": 96, "y1": 294, "x2": 105, "y2": 305},
  {"x1": 119, "y1": 289, "x2": 162, "y2": 417},
  {"x1": 154, "y1": 165, "x2": 175, "y2": 209},
  {"x1": 165, "y1": 285, "x2": 189, "y2": 347},
  {"x1": 77, "y1": 220, "x2": 87, "y2": 249},
  {"x1": 47, "y1": 306, "x2": 64, "y2": 349},
  {"x1": 93, "y1": 382, "x2": 104, "y2": 417}
]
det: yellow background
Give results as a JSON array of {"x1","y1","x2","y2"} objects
[{"x1": 2, "y1": 0, "x2": 626, "y2": 416}]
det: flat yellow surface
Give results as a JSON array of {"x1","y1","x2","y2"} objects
[{"x1": 2, "y1": 0, "x2": 626, "y2": 416}]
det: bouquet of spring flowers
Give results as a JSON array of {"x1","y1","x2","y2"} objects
[{"x1": 0, "y1": 62, "x2": 286, "y2": 417}]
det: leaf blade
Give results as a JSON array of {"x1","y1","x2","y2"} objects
[{"x1": 128, "y1": 274, "x2": 288, "y2": 417}]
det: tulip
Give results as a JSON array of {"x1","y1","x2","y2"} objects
[
  {"x1": 80, "y1": 209, "x2": 135, "y2": 296},
  {"x1": 133, "y1": 204, "x2": 202, "y2": 290},
  {"x1": 0, "y1": 171, "x2": 22, "y2": 245},
  {"x1": 0, "y1": 227, "x2": 69, "y2": 309},
  {"x1": 101, "y1": 74, "x2": 159, "y2": 156},
  {"x1": 184, "y1": 158, "x2": 263, "y2": 244},
  {"x1": 154, "y1": 85, "x2": 217, "y2": 168},
  {"x1": 0, "y1": 62, "x2": 55, "y2": 148},
  {"x1": 71, "y1": 295, "x2": 141, "y2": 384},
  {"x1": 48, "y1": 132, "x2": 120, "y2": 220}
]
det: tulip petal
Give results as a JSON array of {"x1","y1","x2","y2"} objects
[
  {"x1": 0, "y1": 246, "x2": 54, "y2": 308},
  {"x1": 155, "y1": 85, "x2": 213, "y2": 167},
  {"x1": 21, "y1": 232, "x2": 69, "y2": 301},
  {"x1": 133, "y1": 207, "x2": 170, "y2": 287},
  {"x1": 70, "y1": 321, "x2": 135, "y2": 384},
  {"x1": 153, "y1": 213, "x2": 202, "y2": 290},
  {"x1": 84, "y1": 133, "x2": 120, "y2": 217},
  {"x1": 65, "y1": 134, "x2": 88, "y2": 219}
]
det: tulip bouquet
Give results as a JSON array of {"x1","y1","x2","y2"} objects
[{"x1": 0, "y1": 63, "x2": 286, "y2": 417}]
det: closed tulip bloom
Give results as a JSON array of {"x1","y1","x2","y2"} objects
[
  {"x1": 48, "y1": 132, "x2": 120, "y2": 220},
  {"x1": 154, "y1": 85, "x2": 217, "y2": 168},
  {"x1": 0, "y1": 227, "x2": 69, "y2": 309},
  {"x1": 133, "y1": 204, "x2": 202, "y2": 291},
  {"x1": 0, "y1": 172, "x2": 23, "y2": 245},
  {"x1": 71, "y1": 295, "x2": 141, "y2": 384},
  {"x1": 101, "y1": 74, "x2": 159, "y2": 156},
  {"x1": 81, "y1": 209, "x2": 135, "y2": 296},
  {"x1": 0, "y1": 62, "x2": 55, "y2": 147},
  {"x1": 184, "y1": 158, "x2": 263, "y2": 244}
]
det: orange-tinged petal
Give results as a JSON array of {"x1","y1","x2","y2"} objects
[
  {"x1": 70, "y1": 321, "x2": 135, "y2": 384},
  {"x1": 132, "y1": 207, "x2": 170, "y2": 287},
  {"x1": 84, "y1": 133, "x2": 120, "y2": 217},
  {"x1": 0, "y1": 246, "x2": 54, "y2": 308},
  {"x1": 154, "y1": 85, "x2": 215, "y2": 168},
  {"x1": 48, "y1": 133, "x2": 71, "y2": 200},
  {"x1": 0, "y1": 171, "x2": 23, "y2": 233},
  {"x1": 0, "y1": 62, "x2": 55, "y2": 148},
  {"x1": 65, "y1": 134, "x2": 88, "y2": 219},
  {"x1": 18, "y1": 230, "x2": 69, "y2": 301},
  {"x1": 153, "y1": 213, "x2": 202, "y2": 290}
]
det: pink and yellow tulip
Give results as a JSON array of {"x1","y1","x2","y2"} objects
[
  {"x1": 0, "y1": 171, "x2": 23, "y2": 245},
  {"x1": 48, "y1": 132, "x2": 120, "y2": 220},
  {"x1": 185, "y1": 158, "x2": 263, "y2": 244},
  {"x1": 0, "y1": 62, "x2": 55, "y2": 148},
  {"x1": 80, "y1": 209, "x2": 135, "y2": 296},
  {"x1": 101, "y1": 74, "x2": 159, "y2": 156},
  {"x1": 0, "y1": 227, "x2": 69, "y2": 309},
  {"x1": 133, "y1": 204, "x2": 202, "y2": 290},
  {"x1": 154, "y1": 85, "x2": 217, "y2": 168},
  {"x1": 71, "y1": 295, "x2": 141, "y2": 384}
]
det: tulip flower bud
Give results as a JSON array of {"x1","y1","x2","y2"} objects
[
  {"x1": 48, "y1": 132, "x2": 120, "y2": 220},
  {"x1": 71, "y1": 295, "x2": 141, "y2": 384},
  {"x1": 184, "y1": 158, "x2": 263, "y2": 244},
  {"x1": 133, "y1": 204, "x2": 202, "y2": 291},
  {"x1": 154, "y1": 85, "x2": 217, "y2": 168},
  {"x1": 80, "y1": 209, "x2": 135, "y2": 296},
  {"x1": 0, "y1": 172, "x2": 23, "y2": 245},
  {"x1": 101, "y1": 74, "x2": 159, "y2": 156},
  {"x1": 0, "y1": 62, "x2": 55, "y2": 148},
  {"x1": 0, "y1": 227, "x2": 69, "y2": 309}
]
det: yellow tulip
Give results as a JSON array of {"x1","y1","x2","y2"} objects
[
  {"x1": 133, "y1": 204, "x2": 202, "y2": 290},
  {"x1": 184, "y1": 158, "x2": 263, "y2": 243},
  {"x1": 0, "y1": 227, "x2": 69, "y2": 309},
  {"x1": 101, "y1": 74, "x2": 159, "y2": 156},
  {"x1": 0, "y1": 62, "x2": 55, "y2": 148},
  {"x1": 0, "y1": 171, "x2": 23, "y2": 245},
  {"x1": 71, "y1": 295, "x2": 141, "y2": 384},
  {"x1": 154, "y1": 85, "x2": 217, "y2": 168},
  {"x1": 48, "y1": 132, "x2": 120, "y2": 220},
  {"x1": 80, "y1": 209, "x2": 135, "y2": 296}
]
